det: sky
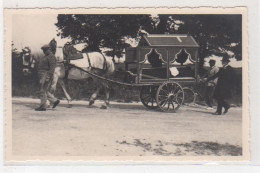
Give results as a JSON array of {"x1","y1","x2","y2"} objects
[
  {"x1": 12, "y1": 14, "x2": 242, "y2": 68},
  {"x1": 12, "y1": 14, "x2": 70, "y2": 53}
]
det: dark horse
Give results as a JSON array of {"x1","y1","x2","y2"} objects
[{"x1": 12, "y1": 47, "x2": 37, "y2": 85}]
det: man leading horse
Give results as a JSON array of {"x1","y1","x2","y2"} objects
[{"x1": 35, "y1": 44, "x2": 60, "y2": 111}]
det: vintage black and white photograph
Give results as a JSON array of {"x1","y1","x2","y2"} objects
[{"x1": 4, "y1": 8, "x2": 249, "y2": 161}]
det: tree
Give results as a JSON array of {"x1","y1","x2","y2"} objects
[
  {"x1": 155, "y1": 15, "x2": 242, "y2": 70},
  {"x1": 103, "y1": 42, "x2": 131, "y2": 63},
  {"x1": 56, "y1": 15, "x2": 153, "y2": 60},
  {"x1": 141, "y1": 15, "x2": 242, "y2": 71},
  {"x1": 56, "y1": 14, "x2": 242, "y2": 70}
]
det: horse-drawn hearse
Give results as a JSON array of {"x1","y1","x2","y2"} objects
[
  {"x1": 123, "y1": 33, "x2": 200, "y2": 112},
  {"x1": 16, "y1": 33, "x2": 199, "y2": 112},
  {"x1": 56, "y1": 33, "x2": 200, "y2": 112}
]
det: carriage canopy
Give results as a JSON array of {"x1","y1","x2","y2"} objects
[
  {"x1": 126, "y1": 34, "x2": 199, "y2": 63},
  {"x1": 125, "y1": 34, "x2": 200, "y2": 84}
]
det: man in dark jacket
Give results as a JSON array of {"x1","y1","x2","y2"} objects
[
  {"x1": 35, "y1": 44, "x2": 60, "y2": 111},
  {"x1": 207, "y1": 56, "x2": 233, "y2": 115}
]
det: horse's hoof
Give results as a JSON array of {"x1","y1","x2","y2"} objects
[
  {"x1": 100, "y1": 105, "x2": 107, "y2": 109},
  {"x1": 89, "y1": 100, "x2": 95, "y2": 106},
  {"x1": 67, "y1": 104, "x2": 72, "y2": 108}
]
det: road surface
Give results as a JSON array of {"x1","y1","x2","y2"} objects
[{"x1": 11, "y1": 97, "x2": 242, "y2": 158}]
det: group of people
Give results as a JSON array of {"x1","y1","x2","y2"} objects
[{"x1": 202, "y1": 56, "x2": 234, "y2": 115}]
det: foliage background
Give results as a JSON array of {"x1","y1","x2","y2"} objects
[
  {"x1": 12, "y1": 14, "x2": 242, "y2": 106},
  {"x1": 56, "y1": 14, "x2": 242, "y2": 71}
]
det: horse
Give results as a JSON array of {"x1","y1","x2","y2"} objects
[
  {"x1": 12, "y1": 49, "x2": 24, "y2": 84},
  {"x1": 49, "y1": 40, "x2": 115, "y2": 109},
  {"x1": 12, "y1": 47, "x2": 38, "y2": 86},
  {"x1": 21, "y1": 47, "x2": 36, "y2": 76}
]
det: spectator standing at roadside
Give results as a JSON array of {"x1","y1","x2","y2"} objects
[
  {"x1": 203, "y1": 59, "x2": 219, "y2": 110},
  {"x1": 207, "y1": 55, "x2": 234, "y2": 115}
]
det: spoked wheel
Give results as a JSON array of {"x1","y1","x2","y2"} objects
[
  {"x1": 183, "y1": 87, "x2": 196, "y2": 104},
  {"x1": 156, "y1": 82, "x2": 184, "y2": 112},
  {"x1": 140, "y1": 86, "x2": 159, "y2": 109}
]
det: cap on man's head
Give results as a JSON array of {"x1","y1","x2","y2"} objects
[
  {"x1": 22, "y1": 47, "x2": 30, "y2": 52},
  {"x1": 41, "y1": 44, "x2": 51, "y2": 50}
]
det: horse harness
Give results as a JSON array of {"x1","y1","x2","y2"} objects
[
  {"x1": 64, "y1": 52, "x2": 108, "y2": 80},
  {"x1": 85, "y1": 52, "x2": 108, "y2": 74}
]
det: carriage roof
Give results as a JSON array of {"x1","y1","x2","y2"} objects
[
  {"x1": 138, "y1": 34, "x2": 199, "y2": 48},
  {"x1": 126, "y1": 34, "x2": 199, "y2": 64}
]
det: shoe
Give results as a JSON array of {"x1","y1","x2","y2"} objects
[
  {"x1": 35, "y1": 107, "x2": 46, "y2": 111},
  {"x1": 212, "y1": 112, "x2": 221, "y2": 115},
  {"x1": 206, "y1": 107, "x2": 214, "y2": 110},
  {"x1": 52, "y1": 100, "x2": 60, "y2": 108},
  {"x1": 89, "y1": 100, "x2": 95, "y2": 106},
  {"x1": 223, "y1": 105, "x2": 230, "y2": 114}
]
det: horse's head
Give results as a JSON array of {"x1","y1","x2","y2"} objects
[
  {"x1": 21, "y1": 47, "x2": 36, "y2": 76},
  {"x1": 22, "y1": 47, "x2": 31, "y2": 66},
  {"x1": 48, "y1": 38, "x2": 57, "y2": 55},
  {"x1": 63, "y1": 42, "x2": 81, "y2": 61}
]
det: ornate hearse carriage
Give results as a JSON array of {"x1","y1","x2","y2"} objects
[{"x1": 125, "y1": 34, "x2": 200, "y2": 112}]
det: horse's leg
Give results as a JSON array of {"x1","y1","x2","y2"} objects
[
  {"x1": 49, "y1": 71, "x2": 59, "y2": 93},
  {"x1": 98, "y1": 81, "x2": 110, "y2": 109},
  {"x1": 58, "y1": 79, "x2": 72, "y2": 101},
  {"x1": 104, "y1": 83, "x2": 110, "y2": 106},
  {"x1": 58, "y1": 79, "x2": 72, "y2": 107},
  {"x1": 89, "y1": 85, "x2": 101, "y2": 106}
]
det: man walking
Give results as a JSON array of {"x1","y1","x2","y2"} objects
[
  {"x1": 207, "y1": 55, "x2": 234, "y2": 115},
  {"x1": 204, "y1": 59, "x2": 219, "y2": 109},
  {"x1": 35, "y1": 44, "x2": 60, "y2": 111}
]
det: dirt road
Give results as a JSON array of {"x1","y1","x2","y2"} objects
[{"x1": 11, "y1": 97, "x2": 242, "y2": 157}]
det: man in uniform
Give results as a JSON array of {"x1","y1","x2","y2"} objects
[
  {"x1": 203, "y1": 59, "x2": 219, "y2": 109},
  {"x1": 35, "y1": 44, "x2": 60, "y2": 111}
]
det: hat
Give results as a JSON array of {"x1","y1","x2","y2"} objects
[
  {"x1": 41, "y1": 44, "x2": 51, "y2": 50},
  {"x1": 22, "y1": 47, "x2": 30, "y2": 52},
  {"x1": 209, "y1": 59, "x2": 216, "y2": 63},
  {"x1": 221, "y1": 55, "x2": 230, "y2": 63}
]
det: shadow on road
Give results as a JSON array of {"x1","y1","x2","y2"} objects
[{"x1": 117, "y1": 139, "x2": 242, "y2": 156}]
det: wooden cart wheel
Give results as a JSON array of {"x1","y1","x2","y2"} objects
[
  {"x1": 156, "y1": 82, "x2": 184, "y2": 112},
  {"x1": 140, "y1": 86, "x2": 158, "y2": 109},
  {"x1": 183, "y1": 87, "x2": 196, "y2": 104}
]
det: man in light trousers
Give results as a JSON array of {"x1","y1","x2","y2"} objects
[
  {"x1": 35, "y1": 44, "x2": 60, "y2": 111},
  {"x1": 204, "y1": 59, "x2": 219, "y2": 109}
]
